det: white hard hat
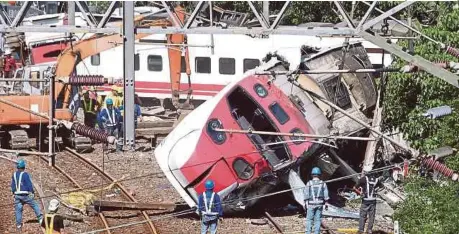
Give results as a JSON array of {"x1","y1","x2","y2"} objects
[
  {"x1": 4, "y1": 49, "x2": 11, "y2": 55},
  {"x1": 48, "y1": 199, "x2": 60, "y2": 212}
]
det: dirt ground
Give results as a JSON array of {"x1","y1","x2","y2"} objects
[{"x1": 0, "y1": 141, "x2": 394, "y2": 233}]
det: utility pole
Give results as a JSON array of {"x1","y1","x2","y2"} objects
[
  {"x1": 48, "y1": 74, "x2": 55, "y2": 166},
  {"x1": 68, "y1": 1, "x2": 75, "y2": 26},
  {"x1": 263, "y1": 1, "x2": 269, "y2": 24},
  {"x1": 123, "y1": 1, "x2": 135, "y2": 150}
]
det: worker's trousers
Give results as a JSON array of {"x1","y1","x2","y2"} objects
[
  {"x1": 305, "y1": 205, "x2": 323, "y2": 234},
  {"x1": 105, "y1": 125, "x2": 122, "y2": 151},
  {"x1": 201, "y1": 219, "x2": 218, "y2": 234},
  {"x1": 84, "y1": 112, "x2": 97, "y2": 128},
  {"x1": 14, "y1": 194, "x2": 43, "y2": 227},
  {"x1": 358, "y1": 201, "x2": 376, "y2": 233}
]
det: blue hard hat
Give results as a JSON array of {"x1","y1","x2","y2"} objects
[
  {"x1": 106, "y1": 98, "x2": 113, "y2": 105},
  {"x1": 205, "y1": 180, "x2": 215, "y2": 190},
  {"x1": 17, "y1": 159, "x2": 26, "y2": 169},
  {"x1": 311, "y1": 167, "x2": 321, "y2": 175}
]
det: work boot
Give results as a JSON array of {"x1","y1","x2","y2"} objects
[{"x1": 16, "y1": 224, "x2": 22, "y2": 234}]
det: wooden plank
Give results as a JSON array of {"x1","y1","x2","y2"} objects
[
  {"x1": 93, "y1": 200, "x2": 176, "y2": 211},
  {"x1": 137, "y1": 120, "x2": 175, "y2": 129},
  {"x1": 136, "y1": 127, "x2": 174, "y2": 136}
]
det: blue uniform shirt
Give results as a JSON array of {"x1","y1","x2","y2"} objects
[
  {"x1": 11, "y1": 171, "x2": 34, "y2": 195},
  {"x1": 98, "y1": 107, "x2": 121, "y2": 127},
  {"x1": 198, "y1": 191, "x2": 223, "y2": 217},
  {"x1": 304, "y1": 178, "x2": 329, "y2": 206}
]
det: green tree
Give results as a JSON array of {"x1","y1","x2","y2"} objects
[{"x1": 383, "y1": 4, "x2": 459, "y2": 233}]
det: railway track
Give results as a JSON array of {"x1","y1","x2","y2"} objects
[{"x1": 26, "y1": 147, "x2": 158, "y2": 234}]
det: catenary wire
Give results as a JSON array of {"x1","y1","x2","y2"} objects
[{"x1": 78, "y1": 164, "x2": 397, "y2": 234}]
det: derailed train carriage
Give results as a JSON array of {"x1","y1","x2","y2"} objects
[{"x1": 154, "y1": 42, "x2": 378, "y2": 213}]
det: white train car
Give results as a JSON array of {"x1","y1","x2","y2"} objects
[{"x1": 75, "y1": 33, "x2": 393, "y2": 104}]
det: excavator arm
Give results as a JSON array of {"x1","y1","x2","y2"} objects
[
  {"x1": 166, "y1": 7, "x2": 193, "y2": 110},
  {"x1": 54, "y1": 12, "x2": 178, "y2": 108}
]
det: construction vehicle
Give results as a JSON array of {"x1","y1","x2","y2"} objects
[{"x1": 0, "y1": 6, "x2": 190, "y2": 150}]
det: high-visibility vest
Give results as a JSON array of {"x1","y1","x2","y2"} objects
[
  {"x1": 44, "y1": 214, "x2": 56, "y2": 234},
  {"x1": 202, "y1": 192, "x2": 219, "y2": 216},
  {"x1": 363, "y1": 176, "x2": 378, "y2": 201},
  {"x1": 102, "y1": 107, "x2": 117, "y2": 127},
  {"x1": 13, "y1": 172, "x2": 29, "y2": 195},
  {"x1": 306, "y1": 180, "x2": 326, "y2": 205},
  {"x1": 83, "y1": 98, "x2": 95, "y2": 114}
]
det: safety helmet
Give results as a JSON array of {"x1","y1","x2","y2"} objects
[
  {"x1": 311, "y1": 167, "x2": 321, "y2": 175},
  {"x1": 205, "y1": 180, "x2": 214, "y2": 190},
  {"x1": 106, "y1": 98, "x2": 113, "y2": 105},
  {"x1": 17, "y1": 159, "x2": 26, "y2": 169},
  {"x1": 48, "y1": 199, "x2": 60, "y2": 212},
  {"x1": 4, "y1": 49, "x2": 11, "y2": 55}
]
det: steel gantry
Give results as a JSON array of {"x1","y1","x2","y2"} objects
[{"x1": 0, "y1": 1, "x2": 458, "y2": 148}]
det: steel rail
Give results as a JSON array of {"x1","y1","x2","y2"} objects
[
  {"x1": 63, "y1": 147, "x2": 158, "y2": 234},
  {"x1": 30, "y1": 149, "x2": 113, "y2": 234},
  {"x1": 0, "y1": 156, "x2": 47, "y2": 234}
]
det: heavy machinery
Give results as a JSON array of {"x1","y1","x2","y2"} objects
[{"x1": 0, "y1": 6, "x2": 190, "y2": 150}]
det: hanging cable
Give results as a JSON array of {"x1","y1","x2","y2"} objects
[{"x1": 79, "y1": 164, "x2": 399, "y2": 234}]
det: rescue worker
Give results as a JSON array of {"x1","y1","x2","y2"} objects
[
  {"x1": 304, "y1": 167, "x2": 329, "y2": 234},
  {"x1": 198, "y1": 180, "x2": 223, "y2": 234},
  {"x1": 41, "y1": 199, "x2": 65, "y2": 234},
  {"x1": 118, "y1": 95, "x2": 142, "y2": 150},
  {"x1": 11, "y1": 159, "x2": 43, "y2": 231},
  {"x1": 98, "y1": 98, "x2": 122, "y2": 151},
  {"x1": 3, "y1": 50, "x2": 16, "y2": 78},
  {"x1": 99, "y1": 85, "x2": 122, "y2": 108},
  {"x1": 355, "y1": 170, "x2": 381, "y2": 234},
  {"x1": 81, "y1": 89, "x2": 99, "y2": 128}
]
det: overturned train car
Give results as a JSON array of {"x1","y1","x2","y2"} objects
[{"x1": 154, "y1": 42, "x2": 378, "y2": 213}]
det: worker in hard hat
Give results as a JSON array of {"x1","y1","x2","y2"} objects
[
  {"x1": 40, "y1": 199, "x2": 65, "y2": 234},
  {"x1": 118, "y1": 94, "x2": 142, "y2": 150},
  {"x1": 198, "y1": 180, "x2": 223, "y2": 234},
  {"x1": 99, "y1": 85, "x2": 123, "y2": 108},
  {"x1": 354, "y1": 170, "x2": 381, "y2": 234},
  {"x1": 11, "y1": 159, "x2": 43, "y2": 232},
  {"x1": 81, "y1": 89, "x2": 99, "y2": 128},
  {"x1": 304, "y1": 167, "x2": 329, "y2": 234},
  {"x1": 3, "y1": 49, "x2": 16, "y2": 78},
  {"x1": 98, "y1": 98, "x2": 122, "y2": 151}
]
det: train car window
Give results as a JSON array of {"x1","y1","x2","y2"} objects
[
  {"x1": 253, "y1": 83, "x2": 268, "y2": 98},
  {"x1": 269, "y1": 102, "x2": 290, "y2": 125},
  {"x1": 243, "y1": 59, "x2": 260, "y2": 72},
  {"x1": 195, "y1": 57, "x2": 211, "y2": 74},
  {"x1": 147, "y1": 55, "x2": 163, "y2": 71},
  {"x1": 91, "y1": 54, "x2": 100, "y2": 66},
  {"x1": 219, "y1": 57, "x2": 235, "y2": 75},
  {"x1": 30, "y1": 71, "x2": 40, "y2": 89},
  {"x1": 206, "y1": 119, "x2": 226, "y2": 144},
  {"x1": 134, "y1": 53, "x2": 139, "y2": 71},
  {"x1": 233, "y1": 158, "x2": 254, "y2": 180},
  {"x1": 289, "y1": 128, "x2": 305, "y2": 145},
  {"x1": 181, "y1": 56, "x2": 186, "y2": 73}
]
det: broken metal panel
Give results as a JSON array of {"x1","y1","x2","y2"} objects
[
  {"x1": 270, "y1": 60, "x2": 332, "y2": 135},
  {"x1": 299, "y1": 42, "x2": 376, "y2": 134}
]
